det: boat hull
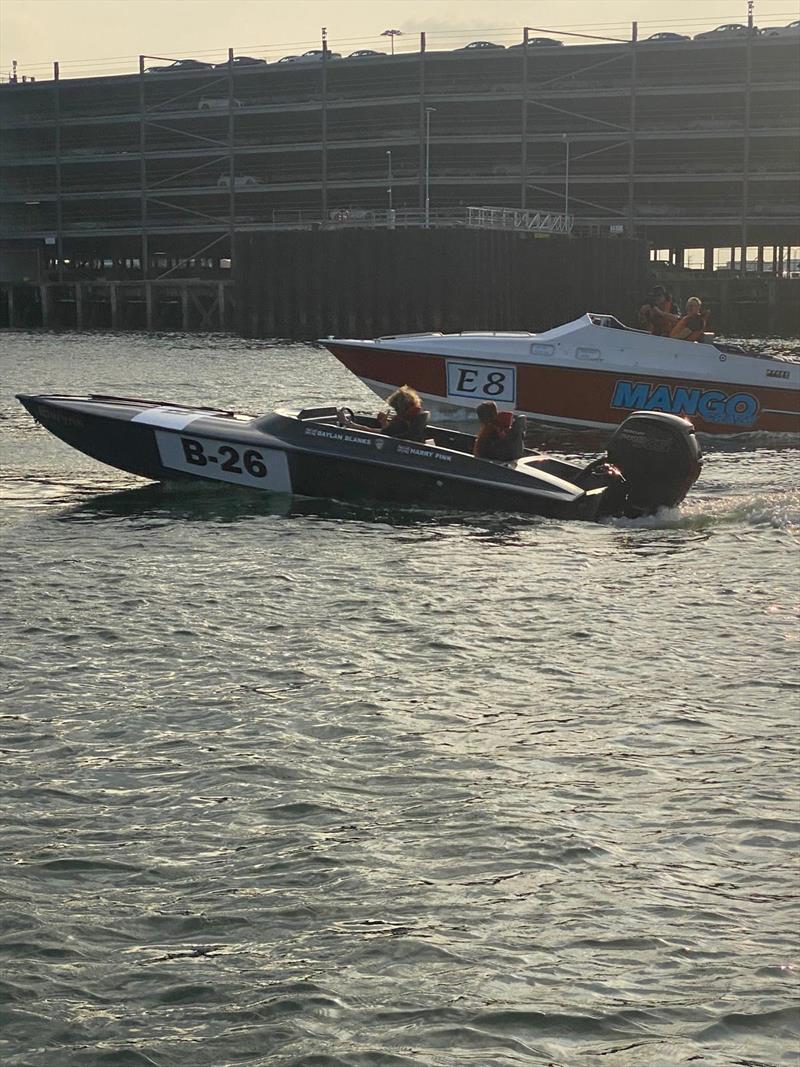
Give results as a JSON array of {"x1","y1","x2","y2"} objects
[
  {"x1": 16, "y1": 395, "x2": 605, "y2": 520},
  {"x1": 323, "y1": 318, "x2": 800, "y2": 435}
]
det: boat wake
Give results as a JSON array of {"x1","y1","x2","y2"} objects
[
  {"x1": 23, "y1": 475, "x2": 795, "y2": 541},
  {"x1": 608, "y1": 487, "x2": 800, "y2": 532}
]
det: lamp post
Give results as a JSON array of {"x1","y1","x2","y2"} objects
[
  {"x1": 561, "y1": 133, "x2": 570, "y2": 226},
  {"x1": 381, "y1": 28, "x2": 403, "y2": 55},
  {"x1": 425, "y1": 107, "x2": 436, "y2": 229}
]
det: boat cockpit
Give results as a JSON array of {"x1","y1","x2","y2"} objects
[{"x1": 286, "y1": 405, "x2": 589, "y2": 483}]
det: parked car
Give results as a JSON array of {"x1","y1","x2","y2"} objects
[
  {"x1": 214, "y1": 56, "x2": 267, "y2": 67},
  {"x1": 760, "y1": 20, "x2": 800, "y2": 36},
  {"x1": 458, "y1": 41, "x2": 505, "y2": 50},
  {"x1": 644, "y1": 32, "x2": 690, "y2": 42},
  {"x1": 278, "y1": 55, "x2": 301, "y2": 63},
  {"x1": 293, "y1": 49, "x2": 342, "y2": 63},
  {"x1": 217, "y1": 175, "x2": 263, "y2": 187},
  {"x1": 687, "y1": 117, "x2": 740, "y2": 129},
  {"x1": 198, "y1": 97, "x2": 242, "y2": 109},
  {"x1": 144, "y1": 59, "x2": 214, "y2": 73},
  {"x1": 510, "y1": 38, "x2": 563, "y2": 47},
  {"x1": 329, "y1": 208, "x2": 377, "y2": 222},
  {"x1": 694, "y1": 23, "x2": 756, "y2": 39},
  {"x1": 347, "y1": 49, "x2": 385, "y2": 58}
]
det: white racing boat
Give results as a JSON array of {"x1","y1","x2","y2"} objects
[{"x1": 322, "y1": 313, "x2": 800, "y2": 435}]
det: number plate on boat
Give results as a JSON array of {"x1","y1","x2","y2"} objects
[
  {"x1": 155, "y1": 431, "x2": 291, "y2": 491},
  {"x1": 446, "y1": 361, "x2": 516, "y2": 404}
]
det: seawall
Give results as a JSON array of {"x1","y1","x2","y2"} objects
[{"x1": 235, "y1": 230, "x2": 648, "y2": 340}]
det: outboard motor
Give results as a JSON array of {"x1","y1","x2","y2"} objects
[{"x1": 605, "y1": 411, "x2": 702, "y2": 515}]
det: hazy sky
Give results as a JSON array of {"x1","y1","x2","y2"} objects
[{"x1": 2, "y1": 0, "x2": 796, "y2": 80}]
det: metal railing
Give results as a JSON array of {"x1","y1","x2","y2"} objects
[
  {"x1": 465, "y1": 205, "x2": 574, "y2": 234},
  {"x1": 265, "y1": 205, "x2": 577, "y2": 233},
  {"x1": 1, "y1": 205, "x2": 588, "y2": 241}
]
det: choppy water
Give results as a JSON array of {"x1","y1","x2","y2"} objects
[{"x1": 1, "y1": 331, "x2": 799, "y2": 1067}]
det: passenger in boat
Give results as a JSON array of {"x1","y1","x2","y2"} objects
[
  {"x1": 669, "y1": 296, "x2": 709, "y2": 341},
  {"x1": 341, "y1": 385, "x2": 429, "y2": 442},
  {"x1": 473, "y1": 401, "x2": 527, "y2": 462},
  {"x1": 639, "y1": 286, "x2": 680, "y2": 336}
]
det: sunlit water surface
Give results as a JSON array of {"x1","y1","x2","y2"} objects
[{"x1": 1, "y1": 331, "x2": 799, "y2": 1067}]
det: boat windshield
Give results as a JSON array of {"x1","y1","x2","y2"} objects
[{"x1": 588, "y1": 314, "x2": 634, "y2": 331}]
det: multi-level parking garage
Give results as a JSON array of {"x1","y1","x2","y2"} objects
[{"x1": 0, "y1": 29, "x2": 798, "y2": 275}]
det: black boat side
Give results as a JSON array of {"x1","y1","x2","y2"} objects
[
  {"x1": 16, "y1": 395, "x2": 701, "y2": 520},
  {"x1": 16, "y1": 394, "x2": 256, "y2": 483}
]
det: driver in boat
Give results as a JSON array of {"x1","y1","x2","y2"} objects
[
  {"x1": 473, "y1": 401, "x2": 527, "y2": 462},
  {"x1": 669, "y1": 296, "x2": 709, "y2": 341},
  {"x1": 638, "y1": 285, "x2": 680, "y2": 336},
  {"x1": 339, "y1": 385, "x2": 429, "y2": 442}
]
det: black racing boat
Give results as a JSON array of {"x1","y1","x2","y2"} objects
[{"x1": 15, "y1": 394, "x2": 702, "y2": 521}]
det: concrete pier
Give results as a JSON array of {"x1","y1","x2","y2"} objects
[
  {"x1": 1, "y1": 234, "x2": 797, "y2": 337},
  {"x1": 0, "y1": 279, "x2": 233, "y2": 331}
]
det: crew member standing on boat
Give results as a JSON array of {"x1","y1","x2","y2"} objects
[
  {"x1": 639, "y1": 286, "x2": 680, "y2": 336},
  {"x1": 473, "y1": 401, "x2": 527, "y2": 461},
  {"x1": 669, "y1": 296, "x2": 709, "y2": 341}
]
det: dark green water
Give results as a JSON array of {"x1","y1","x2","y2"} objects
[{"x1": 1, "y1": 331, "x2": 799, "y2": 1067}]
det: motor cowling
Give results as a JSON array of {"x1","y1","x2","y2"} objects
[{"x1": 605, "y1": 411, "x2": 702, "y2": 514}]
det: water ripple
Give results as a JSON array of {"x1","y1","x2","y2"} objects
[{"x1": 1, "y1": 331, "x2": 798, "y2": 1066}]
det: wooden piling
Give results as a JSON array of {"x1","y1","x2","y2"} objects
[
  {"x1": 767, "y1": 276, "x2": 778, "y2": 334},
  {"x1": 180, "y1": 287, "x2": 189, "y2": 331},
  {"x1": 217, "y1": 282, "x2": 226, "y2": 330},
  {"x1": 40, "y1": 284, "x2": 51, "y2": 328}
]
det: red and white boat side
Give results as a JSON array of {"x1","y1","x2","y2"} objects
[{"x1": 321, "y1": 314, "x2": 800, "y2": 435}]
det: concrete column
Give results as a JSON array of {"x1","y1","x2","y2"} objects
[
  {"x1": 321, "y1": 38, "x2": 328, "y2": 225},
  {"x1": 520, "y1": 27, "x2": 528, "y2": 209},
  {"x1": 218, "y1": 282, "x2": 225, "y2": 330},
  {"x1": 704, "y1": 246, "x2": 714, "y2": 272},
  {"x1": 418, "y1": 33, "x2": 427, "y2": 212},
  {"x1": 110, "y1": 283, "x2": 119, "y2": 328},
  {"x1": 6, "y1": 286, "x2": 14, "y2": 328},
  {"x1": 626, "y1": 23, "x2": 638, "y2": 237},
  {"x1": 757, "y1": 246, "x2": 764, "y2": 273},
  {"x1": 54, "y1": 63, "x2": 64, "y2": 283}
]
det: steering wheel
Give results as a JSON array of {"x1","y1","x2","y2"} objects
[
  {"x1": 581, "y1": 457, "x2": 609, "y2": 477},
  {"x1": 336, "y1": 406, "x2": 354, "y2": 427}
]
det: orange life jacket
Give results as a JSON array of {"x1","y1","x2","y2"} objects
[
  {"x1": 641, "y1": 302, "x2": 678, "y2": 336},
  {"x1": 474, "y1": 411, "x2": 514, "y2": 457},
  {"x1": 670, "y1": 312, "x2": 707, "y2": 342}
]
